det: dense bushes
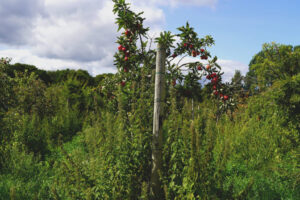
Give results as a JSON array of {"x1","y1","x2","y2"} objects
[{"x1": 0, "y1": 46, "x2": 299, "y2": 199}]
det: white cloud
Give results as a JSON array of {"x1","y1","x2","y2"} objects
[
  {"x1": 0, "y1": 48, "x2": 117, "y2": 75},
  {"x1": 171, "y1": 56, "x2": 248, "y2": 82},
  {"x1": 32, "y1": 0, "x2": 117, "y2": 62},
  {"x1": 171, "y1": 0, "x2": 218, "y2": 8},
  {"x1": 0, "y1": 46, "x2": 247, "y2": 82},
  {"x1": 217, "y1": 59, "x2": 248, "y2": 82},
  {"x1": 128, "y1": 0, "x2": 218, "y2": 8},
  {"x1": 0, "y1": 0, "x2": 166, "y2": 70},
  {"x1": 0, "y1": 0, "x2": 45, "y2": 45},
  {"x1": 0, "y1": 0, "x2": 219, "y2": 76}
]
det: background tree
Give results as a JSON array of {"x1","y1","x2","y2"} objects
[
  {"x1": 244, "y1": 69, "x2": 257, "y2": 93},
  {"x1": 0, "y1": 58, "x2": 14, "y2": 114},
  {"x1": 249, "y1": 42, "x2": 300, "y2": 89},
  {"x1": 231, "y1": 70, "x2": 243, "y2": 90}
]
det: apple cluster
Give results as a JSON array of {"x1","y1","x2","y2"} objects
[
  {"x1": 113, "y1": 0, "x2": 149, "y2": 88},
  {"x1": 172, "y1": 42, "x2": 208, "y2": 60},
  {"x1": 113, "y1": 0, "x2": 233, "y2": 109},
  {"x1": 117, "y1": 30, "x2": 133, "y2": 73},
  {"x1": 200, "y1": 64, "x2": 229, "y2": 101},
  {"x1": 116, "y1": 25, "x2": 142, "y2": 87},
  {"x1": 168, "y1": 27, "x2": 230, "y2": 102}
]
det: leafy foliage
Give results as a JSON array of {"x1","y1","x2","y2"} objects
[{"x1": 0, "y1": 1, "x2": 299, "y2": 199}]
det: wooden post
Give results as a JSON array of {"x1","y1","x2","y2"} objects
[
  {"x1": 150, "y1": 43, "x2": 166, "y2": 199},
  {"x1": 192, "y1": 98, "x2": 194, "y2": 120}
]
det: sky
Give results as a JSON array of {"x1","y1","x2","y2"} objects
[{"x1": 0, "y1": 0, "x2": 299, "y2": 81}]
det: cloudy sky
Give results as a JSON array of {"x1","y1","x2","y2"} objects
[{"x1": 0, "y1": 0, "x2": 300, "y2": 81}]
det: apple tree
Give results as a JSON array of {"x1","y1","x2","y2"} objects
[{"x1": 111, "y1": 0, "x2": 237, "y2": 198}]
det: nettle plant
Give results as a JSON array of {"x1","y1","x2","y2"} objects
[{"x1": 112, "y1": 0, "x2": 235, "y2": 114}]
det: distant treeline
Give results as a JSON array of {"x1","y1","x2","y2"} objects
[{"x1": 3, "y1": 62, "x2": 113, "y2": 86}]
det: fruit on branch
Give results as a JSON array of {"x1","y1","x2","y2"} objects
[
  {"x1": 192, "y1": 50, "x2": 197, "y2": 57},
  {"x1": 172, "y1": 79, "x2": 176, "y2": 86},
  {"x1": 121, "y1": 81, "x2": 126, "y2": 87},
  {"x1": 125, "y1": 29, "x2": 131, "y2": 37},
  {"x1": 201, "y1": 55, "x2": 208, "y2": 60},
  {"x1": 113, "y1": 1, "x2": 234, "y2": 112}
]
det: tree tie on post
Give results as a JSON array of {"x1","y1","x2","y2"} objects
[{"x1": 154, "y1": 98, "x2": 162, "y2": 103}]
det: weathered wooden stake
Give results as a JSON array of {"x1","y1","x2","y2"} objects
[
  {"x1": 150, "y1": 43, "x2": 166, "y2": 199},
  {"x1": 192, "y1": 98, "x2": 194, "y2": 120}
]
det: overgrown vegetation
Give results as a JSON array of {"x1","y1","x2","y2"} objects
[
  {"x1": 0, "y1": 0, "x2": 299, "y2": 199},
  {"x1": 0, "y1": 42, "x2": 299, "y2": 200}
]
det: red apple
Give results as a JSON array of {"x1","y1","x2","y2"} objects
[
  {"x1": 184, "y1": 43, "x2": 188, "y2": 47},
  {"x1": 224, "y1": 95, "x2": 229, "y2": 100},
  {"x1": 197, "y1": 65, "x2": 202, "y2": 70},
  {"x1": 125, "y1": 29, "x2": 131, "y2": 37},
  {"x1": 118, "y1": 45, "x2": 123, "y2": 51},
  {"x1": 206, "y1": 65, "x2": 211, "y2": 70},
  {"x1": 189, "y1": 44, "x2": 193, "y2": 49},
  {"x1": 212, "y1": 78, "x2": 218, "y2": 84},
  {"x1": 121, "y1": 81, "x2": 126, "y2": 87},
  {"x1": 124, "y1": 56, "x2": 128, "y2": 61},
  {"x1": 192, "y1": 50, "x2": 197, "y2": 57},
  {"x1": 200, "y1": 49, "x2": 205, "y2": 53},
  {"x1": 172, "y1": 79, "x2": 176, "y2": 86}
]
